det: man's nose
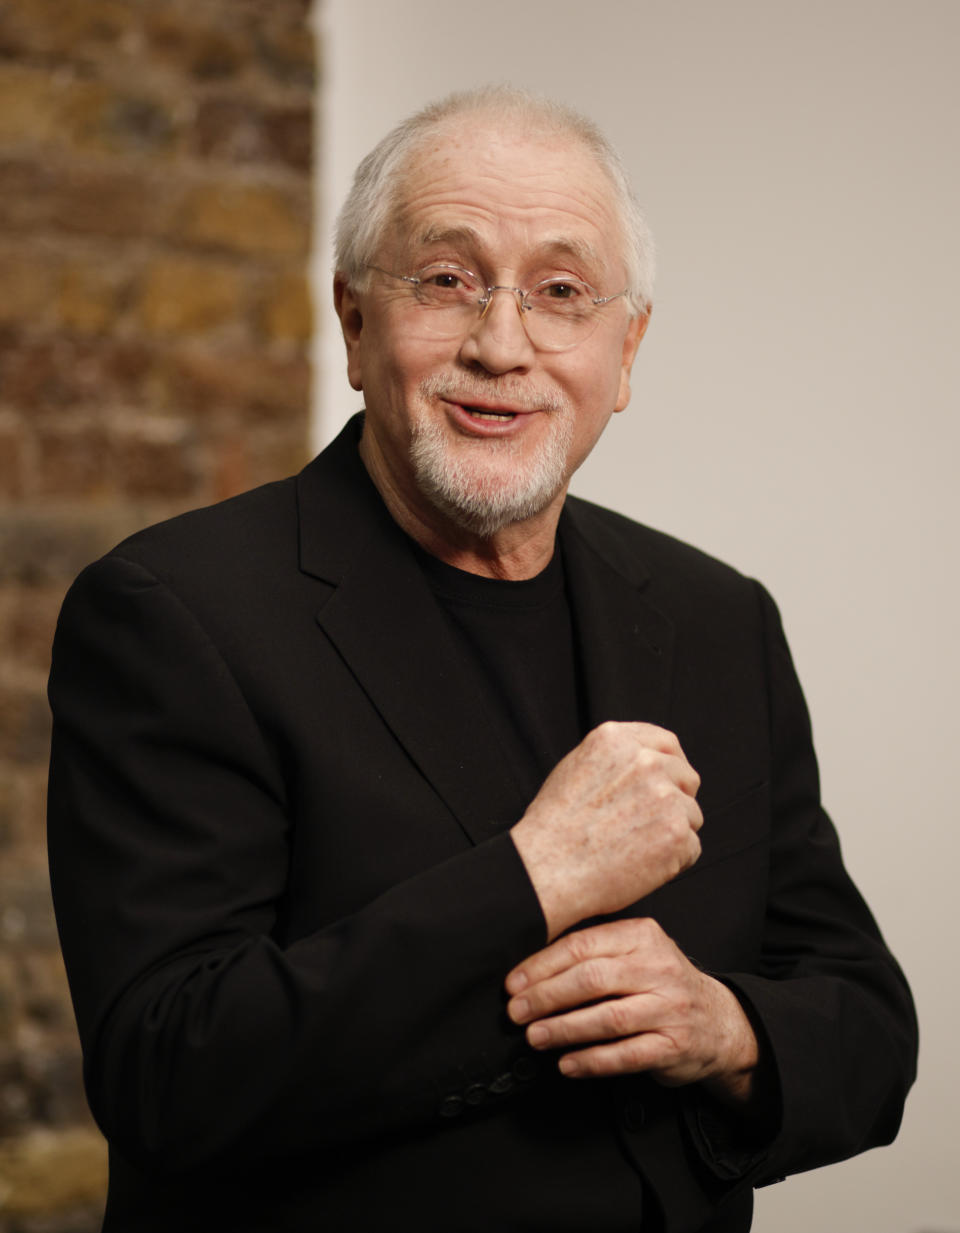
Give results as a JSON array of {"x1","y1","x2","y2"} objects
[{"x1": 457, "y1": 287, "x2": 536, "y2": 373}]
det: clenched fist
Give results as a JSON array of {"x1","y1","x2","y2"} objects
[{"x1": 511, "y1": 721, "x2": 702, "y2": 940}]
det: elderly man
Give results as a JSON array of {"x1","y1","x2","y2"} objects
[{"x1": 48, "y1": 89, "x2": 916, "y2": 1232}]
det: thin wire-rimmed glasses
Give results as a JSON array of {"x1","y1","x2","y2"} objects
[{"x1": 367, "y1": 263, "x2": 629, "y2": 352}]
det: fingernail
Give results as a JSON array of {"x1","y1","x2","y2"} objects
[
  {"x1": 528, "y1": 1023, "x2": 548, "y2": 1047},
  {"x1": 559, "y1": 1056, "x2": 580, "y2": 1077},
  {"x1": 506, "y1": 970, "x2": 528, "y2": 994},
  {"x1": 509, "y1": 997, "x2": 529, "y2": 1022}
]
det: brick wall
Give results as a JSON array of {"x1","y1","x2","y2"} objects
[{"x1": 0, "y1": 3, "x2": 315, "y2": 1227}]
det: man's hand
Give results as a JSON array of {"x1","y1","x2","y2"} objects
[
  {"x1": 505, "y1": 918, "x2": 758, "y2": 1105},
  {"x1": 511, "y1": 722, "x2": 702, "y2": 940}
]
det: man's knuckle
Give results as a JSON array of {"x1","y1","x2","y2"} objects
[
  {"x1": 626, "y1": 917, "x2": 655, "y2": 949},
  {"x1": 566, "y1": 932, "x2": 592, "y2": 964},
  {"x1": 635, "y1": 746, "x2": 659, "y2": 774},
  {"x1": 638, "y1": 917, "x2": 664, "y2": 945},
  {"x1": 664, "y1": 730, "x2": 682, "y2": 755},
  {"x1": 606, "y1": 998, "x2": 635, "y2": 1038},
  {"x1": 622, "y1": 1035, "x2": 651, "y2": 1070},
  {"x1": 581, "y1": 957, "x2": 609, "y2": 997},
  {"x1": 674, "y1": 989, "x2": 695, "y2": 1020},
  {"x1": 611, "y1": 918, "x2": 640, "y2": 946}
]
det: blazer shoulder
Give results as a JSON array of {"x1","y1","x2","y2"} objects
[
  {"x1": 93, "y1": 475, "x2": 300, "y2": 591},
  {"x1": 55, "y1": 474, "x2": 316, "y2": 689},
  {"x1": 92, "y1": 415, "x2": 376, "y2": 594}
]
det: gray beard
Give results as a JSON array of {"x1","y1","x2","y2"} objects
[{"x1": 409, "y1": 382, "x2": 574, "y2": 538}]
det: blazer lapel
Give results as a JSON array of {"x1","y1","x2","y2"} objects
[
  {"x1": 296, "y1": 418, "x2": 530, "y2": 846},
  {"x1": 296, "y1": 420, "x2": 676, "y2": 842},
  {"x1": 560, "y1": 499, "x2": 675, "y2": 733}
]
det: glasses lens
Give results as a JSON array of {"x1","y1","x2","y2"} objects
[
  {"x1": 414, "y1": 265, "x2": 483, "y2": 307},
  {"x1": 523, "y1": 279, "x2": 600, "y2": 350}
]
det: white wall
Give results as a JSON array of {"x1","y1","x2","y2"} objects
[{"x1": 313, "y1": 3, "x2": 960, "y2": 1228}]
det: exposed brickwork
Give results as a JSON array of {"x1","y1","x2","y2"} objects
[{"x1": 0, "y1": 2, "x2": 316, "y2": 1226}]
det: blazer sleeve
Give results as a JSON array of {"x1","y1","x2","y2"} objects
[
  {"x1": 691, "y1": 581, "x2": 917, "y2": 1188},
  {"x1": 47, "y1": 553, "x2": 547, "y2": 1174}
]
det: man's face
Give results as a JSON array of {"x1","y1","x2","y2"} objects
[{"x1": 335, "y1": 119, "x2": 647, "y2": 539}]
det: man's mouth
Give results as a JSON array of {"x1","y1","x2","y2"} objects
[{"x1": 464, "y1": 407, "x2": 518, "y2": 422}]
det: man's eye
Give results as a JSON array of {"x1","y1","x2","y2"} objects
[
  {"x1": 426, "y1": 272, "x2": 464, "y2": 289},
  {"x1": 418, "y1": 266, "x2": 476, "y2": 294},
  {"x1": 541, "y1": 281, "x2": 582, "y2": 300}
]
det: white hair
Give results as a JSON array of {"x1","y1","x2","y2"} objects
[{"x1": 333, "y1": 86, "x2": 655, "y2": 315}]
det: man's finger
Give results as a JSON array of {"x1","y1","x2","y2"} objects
[
  {"x1": 508, "y1": 955, "x2": 647, "y2": 1024},
  {"x1": 523, "y1": 993, "x2": 658, "y2": 1048},
  {"x1": 622, "y1": 722, "x2": 683, "y2": 757},
  {"x1": 555, "y1": 1033, "x2": 670, "y2": 1079},
  {"x1": 506, "y1": 918, "x2": 666, "y2": 997},
  {"x1": 506, "y1": 919, "x2": 644, "y2": 996},
  {"x1": 659, "y1": 752, "x2": 702, "y2": 800}
]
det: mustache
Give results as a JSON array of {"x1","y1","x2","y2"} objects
[{"x1": 418, "y1": 374, "x2": 570, "y2": 416}]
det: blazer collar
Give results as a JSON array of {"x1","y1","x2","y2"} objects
[{"x1": 296, "y1": 416, "x2": 674, "y2": 844}]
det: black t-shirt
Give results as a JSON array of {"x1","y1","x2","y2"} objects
[
  {"x1": 414, "y1": 542, "x2": 585, "y2": 805},
  {"x1": 412, "y1": 540, "x2": 647, "y2": 1230}
]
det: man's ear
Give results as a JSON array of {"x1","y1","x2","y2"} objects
[
  {"x1": 334, "y1": 275, "x2": 364, "y2": 393},
  {"x1": 614, "y1": 310, "x2": 650, "y2": 414}
]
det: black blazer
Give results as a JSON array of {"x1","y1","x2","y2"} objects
[{"x1": 47, "y1": 415, "x2": 916, "y2": 1232}]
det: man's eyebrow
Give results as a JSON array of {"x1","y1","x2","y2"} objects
[
  {"x1": 530, "y1": 234, "x2": 606, "y2": 273},
  {"x1": 414, "y1": 224, "x2": 484, "y2": 251},
  {"x1": 412, "y1": 226, "x2": 606, "y2": 274}
]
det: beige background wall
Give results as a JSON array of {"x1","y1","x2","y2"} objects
[{"x1": 314, "y1": 2, "x2": 959, "y2": 1229}]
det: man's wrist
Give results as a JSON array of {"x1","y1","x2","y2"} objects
[
  {"x1": 699, "y1": 978, "x2": 760, "y2": 1107},
  {"x1": 509, "y1": 824, "x2": 581, "y2": 942}
]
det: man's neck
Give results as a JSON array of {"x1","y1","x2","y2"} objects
[{"x1": 358, "y1": 434, "x2": 564, "y2": 581}]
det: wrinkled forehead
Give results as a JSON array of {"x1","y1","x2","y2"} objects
[{"x1": 386, "y1": 117, "x2": 626, "y2": 273}]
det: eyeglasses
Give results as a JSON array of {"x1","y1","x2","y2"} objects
[{"x1": 367, "y1": 263, "x2": 629, "y2": 352}]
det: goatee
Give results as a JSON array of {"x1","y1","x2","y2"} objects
[{"x1": 409, "y1": 377, "x2": 574, "y2": 537}]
